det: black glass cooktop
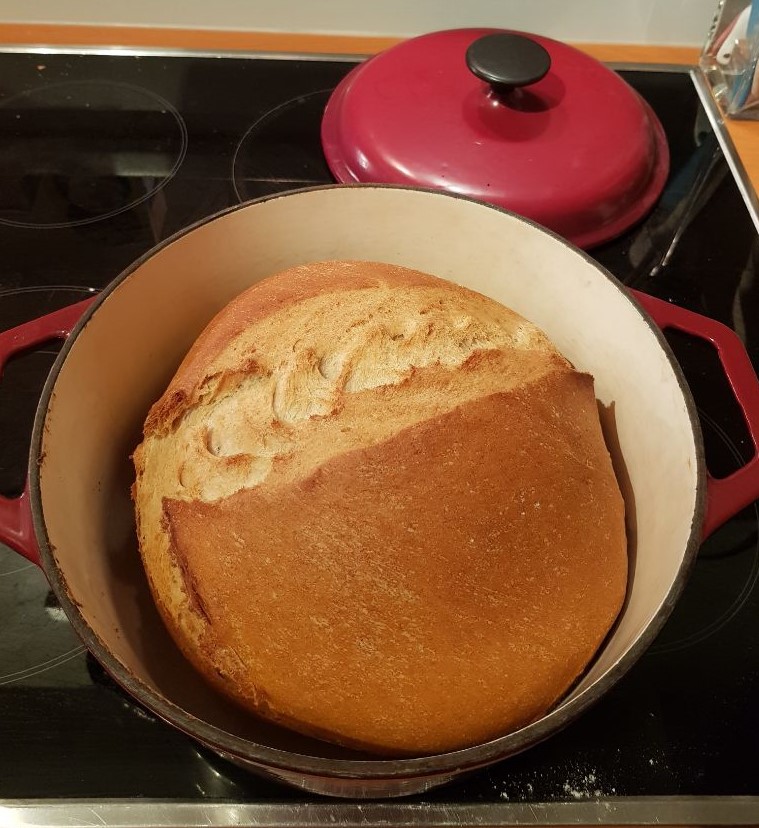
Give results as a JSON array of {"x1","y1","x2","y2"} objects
[{"x1": 0, "y1": 51, "x2": 758, "y2": 814}]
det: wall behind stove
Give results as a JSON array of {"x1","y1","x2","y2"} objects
[{"x1": 0, "y1": 0, "x2": 716, "y2": 46}]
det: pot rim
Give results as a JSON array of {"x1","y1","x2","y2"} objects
[{"x1": 27, "y1": 183, "x2": 707, "y2": 780}]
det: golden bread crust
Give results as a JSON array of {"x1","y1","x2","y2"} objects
[{"x1": 132, "y1": 260, "x2": 626, "y2": 755}]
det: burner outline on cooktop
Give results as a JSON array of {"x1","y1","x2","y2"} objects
[
  {"x1": 0, "y1": 557, "x2": 33, "y2": 578},
  {"x1": 0, "y1": 80, "x2": 188, "y2": 230},
  {"x1": 231, "y1": 89, "x2": 334, "y2": 204},
  {"x1": 0, "y1": 636, "x2": 86, "y2": 686}
]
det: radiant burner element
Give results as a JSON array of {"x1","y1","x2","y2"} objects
[{"x1": 0, "y1": 81, "x2": 187, "y2": 228}]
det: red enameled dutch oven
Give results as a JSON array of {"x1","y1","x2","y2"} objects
[
  {"x1": 1, "y1": 185, "x2": 758, "y2": 798},
  {"x1": 321, "y1": 29, "x2": 670, "y2": 249}
]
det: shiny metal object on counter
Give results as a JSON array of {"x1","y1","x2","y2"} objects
[{"x1": 2, "y1": 797, "x2": 759, "y2": 826}]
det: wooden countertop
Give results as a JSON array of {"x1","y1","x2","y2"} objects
[{"x1": 0, "y1": 22, "x2": 755, "y2": 210}]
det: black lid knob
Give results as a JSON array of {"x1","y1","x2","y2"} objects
[{"x1": 466, "y1": 33, "x2": 551, "y2": 94}]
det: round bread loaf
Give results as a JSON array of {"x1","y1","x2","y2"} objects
[{"x1": 132, "y1": 260, "x2": 627, "y2": 755}]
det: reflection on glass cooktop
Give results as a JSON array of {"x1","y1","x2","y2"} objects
[{"x1": 0, "y1": 52, "x2": 758, "y2": 810}]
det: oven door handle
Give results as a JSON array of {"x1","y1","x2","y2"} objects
[
  {"x1": 632, "y1": 290, "x2": 759, "y2": 539},
  {"x1": 0, "y1": 298, "x2": 96, "y2": 565}
]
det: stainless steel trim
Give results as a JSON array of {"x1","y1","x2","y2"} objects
[
  {"x1": 0, "y1": 44, "x2": 365, "y2": 61},
  {"x1": 691, "y1": 67, "x2": 759, "y2": 236},
  {"x1": 0, "y1": 45, "x2": 694, "y2": 72},
  {"x1": 1, "y1": 798, "x2": 758, "y2": 826},
  {"x1": 606, "y1": 62, "x2": 693, "y2": 73}
]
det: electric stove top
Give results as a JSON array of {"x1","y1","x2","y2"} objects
[{"x1": 0, "y1": 49, "x2": 758, "y2": 826}]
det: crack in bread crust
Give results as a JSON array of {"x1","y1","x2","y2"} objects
[
  {"x1": 132, "y1": 260, "x2": 626, "y2": 756},
  {"x1": 140, "y1": 276, "x2": 560, "y2": 502}
]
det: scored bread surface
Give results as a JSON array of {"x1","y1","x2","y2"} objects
[{"x1": 132, "y1": 260, "x2": 627, "y2": 755}]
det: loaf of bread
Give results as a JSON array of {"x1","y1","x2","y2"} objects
[{"x1": 132, "y1": 260, "x2": 627, "y2": 755}]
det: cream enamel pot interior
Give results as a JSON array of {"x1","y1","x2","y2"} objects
[{"x1": 2, "y1": 186, "x2": 759, "y2": 799}]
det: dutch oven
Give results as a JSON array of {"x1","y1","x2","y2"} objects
[{"x1": 1, "y1": 186, "x2": 758, "y2": 797}]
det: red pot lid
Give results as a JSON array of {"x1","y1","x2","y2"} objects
[{"x1": 321, "y1": 28, "x2": 669, "y2": 249}]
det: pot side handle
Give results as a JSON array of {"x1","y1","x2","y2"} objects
[
  {"x1": 632, "y1": 290, "x2": 759, "y2": 539},
  {"x1": 0, "y1": 298, "x2": 96, "y2": 566}
]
